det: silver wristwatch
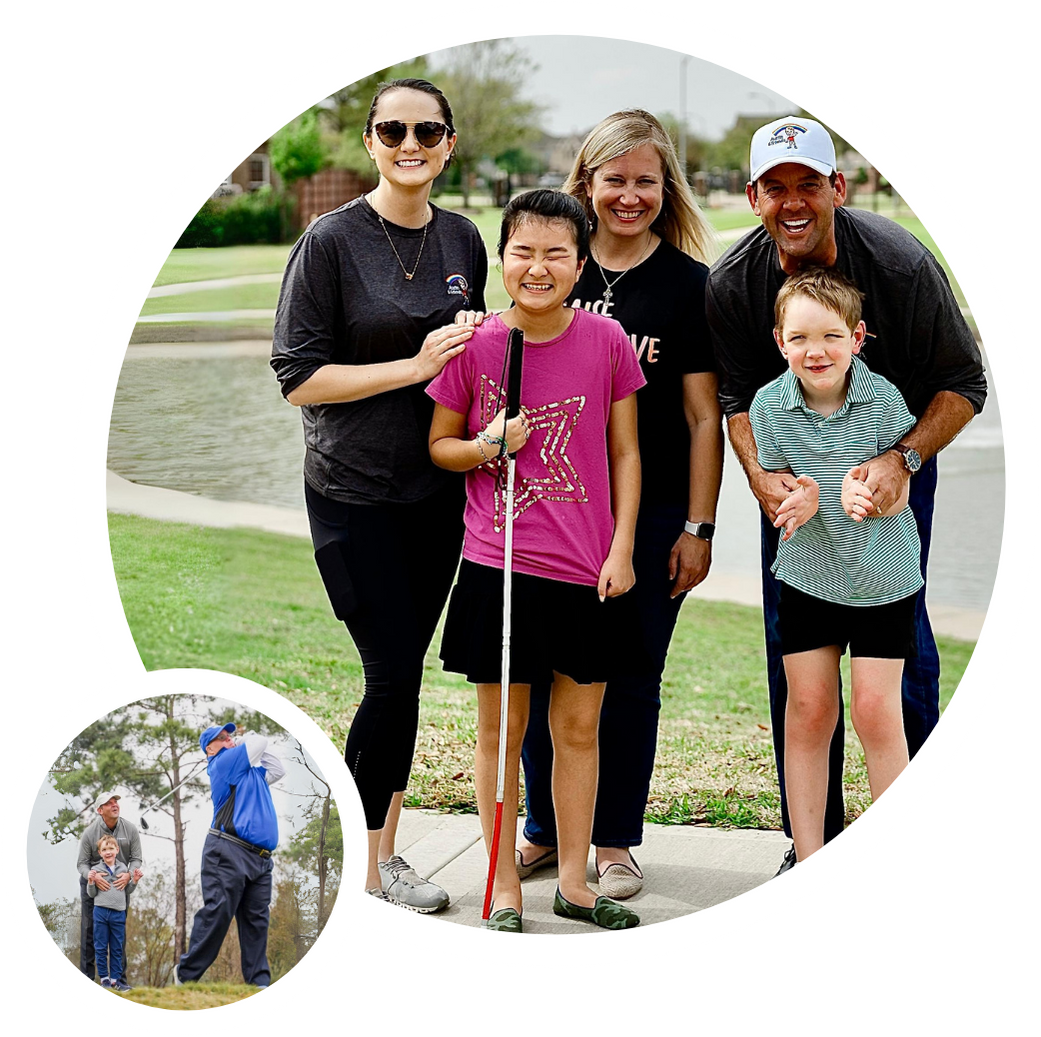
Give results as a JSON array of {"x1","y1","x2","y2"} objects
[{"x1": 684, "y1": 521, "x2": 715, "y2": 541}]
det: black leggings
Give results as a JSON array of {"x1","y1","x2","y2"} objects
[{"x1": 305, "y1": 481, "x2": 464, "y2": 830}]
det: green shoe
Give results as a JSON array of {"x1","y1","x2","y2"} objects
[
  {"x1": 553, "y1": 888, "x2": 640, "y2": 930},
  {"x1": 485, "y1": 907, "x2": 523, "y2": 932}
]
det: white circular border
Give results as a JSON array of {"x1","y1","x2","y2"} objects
[{"x1": 6, "y1": 7, "x2": 1029, "y2": 1032}]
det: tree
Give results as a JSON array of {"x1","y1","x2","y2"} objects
[
  {"x1": 282, "y1": 740, "x2": 341, "y2": 933},
  {"x1": 269, "y1": 110, "x2": 329, "y2": 188},
  {"x1": 436, "y1": 40, "x2": 545, "y2": 207}
]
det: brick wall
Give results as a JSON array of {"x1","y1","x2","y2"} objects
[{"x1": 293, "y1": 168, "x2": 377, "y2": 232}]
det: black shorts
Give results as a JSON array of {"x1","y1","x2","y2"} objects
[
  {"x1": 778, "y1": 583, "x2": 918, "y2": 659},
  {"x1": 439, "y1": 559, "x2": 646, "y2": 686}
]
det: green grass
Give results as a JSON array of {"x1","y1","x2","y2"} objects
[
  {"x1": 116, "y1": 982, "x2": 261, "y2": 1009},
  {"x1": 108, "y1": 513, "x2": 973, "y2": 831},
  {"x1": 140, "y1": 282, "x2": 281, "y2": 316},
  {"x1": 704, "y1": 209, "x2": 761, "y2": 233},
  {"x1": 152, "y1": 245, "x2": 291, "y2": 286}
]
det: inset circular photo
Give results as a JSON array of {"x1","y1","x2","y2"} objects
[{"x1": 28, "y1": 692, "x2": 341, "y2": 1007}]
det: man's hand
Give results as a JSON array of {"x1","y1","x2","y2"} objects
[
  {"x1": 668, "y1": 533, "x2": 711, "y2": 599},
  {"x1": 753, "y1": 469, "x2": 800, "y2": 524},
  {"x1": 774, "y1": 475, "x2": 820, "y2": 541},
  {"x1": 113, "y1": 872, "x2": 131, "y2": 890},
  {"x1": 859, "y1": 451, "x2": 910, "y2": 515},
  {"x1": 92, "y1": 872, "x2": 111, "y2": 892}
]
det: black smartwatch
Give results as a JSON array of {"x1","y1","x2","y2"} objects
[
  {"x1": 683, "y1": 521, "x2": 715, "y2": 541},
  {"x1": 893, "y1": 442, "x2": 922, "y2": 474}
]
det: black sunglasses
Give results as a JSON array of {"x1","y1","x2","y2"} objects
[{"x1": 373, "y1": 120, "x2": 449, "y2": 149}]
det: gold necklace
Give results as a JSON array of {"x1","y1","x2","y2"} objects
[{"x1": 368, "y1": 196, "x2": 429, "y2": 281}]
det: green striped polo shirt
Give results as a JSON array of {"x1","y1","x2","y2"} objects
[{"x1": 750, "y1": 355, "x2": 924, "y2": 606}]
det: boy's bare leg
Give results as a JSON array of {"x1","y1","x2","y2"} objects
[
  {"x1": 475, "y1": 682, "x2": 531, "y2": 914},
  {"x1": 549, "y1": 673, "x2": 606, "y2": 907},
  {"x1": 850, "y1": 657, "x2": 909, "y2": 800},
  {"x1": 783, "y1": 646, "x2": 842, "y2": 862}
]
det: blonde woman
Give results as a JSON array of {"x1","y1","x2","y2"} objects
[{"x1": 516, "y1": 110, "x2": 724, "y2": 898}]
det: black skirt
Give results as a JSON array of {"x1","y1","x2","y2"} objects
[{"x1": 439, "y1": 559, "x2": 648, "y2": 686}]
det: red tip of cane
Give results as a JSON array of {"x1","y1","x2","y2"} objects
[{"x1": 482, "y1": 801, "x2": 506, "y2": 921}]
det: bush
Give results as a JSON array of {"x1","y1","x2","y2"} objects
[
  {"x1": 175, "y1": 186, "x2": 289, "y2": 247},
  {"x1": 176, "y1": 198, "x2": 225, "y2": 248}
]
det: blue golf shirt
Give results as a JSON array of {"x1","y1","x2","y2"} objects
[{"x1": 208, "y1": 736, "x2": 280, "y2": 851}]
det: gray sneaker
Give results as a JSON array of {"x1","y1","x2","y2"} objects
[{"x1": 378, "y1": 855, "x2": 450, "y2": 913}]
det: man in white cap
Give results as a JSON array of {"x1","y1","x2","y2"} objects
[
  {"x1": 76, "y1": 791, "x2": 144, "y2": 982},
  {"x1": 177, "y1": 722, "x2": 285, "y2": 988},
  {"x1": 707, "y1": 116, "x2": 987, "y2": 871}
]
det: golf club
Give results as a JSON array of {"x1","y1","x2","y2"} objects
[
  {"x1": 482, "y1": 326, "x2": 525, "y2": 925},
  {"x1": 139, "y1": 759, "x2": 207, "y2": 829}
]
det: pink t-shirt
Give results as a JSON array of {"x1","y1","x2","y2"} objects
[{"x1": 427, "y1": 309, "x2": 646, "y2": 586}]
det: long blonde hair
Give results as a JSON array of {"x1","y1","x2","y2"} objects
[{"x1": 562, "y1": 109, "x2": 718, "y2": 264}]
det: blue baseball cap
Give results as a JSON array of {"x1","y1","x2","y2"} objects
[{"x1": 200, "y1": 723, "x2": 236, "y2": 754}]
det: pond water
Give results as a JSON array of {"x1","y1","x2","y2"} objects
[{"x1": 108, "y1": 344, "x2": 1005, "y2": 614}]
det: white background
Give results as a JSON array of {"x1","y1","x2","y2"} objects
[{"x1": 4, "y1": 3, "x2": 1033, "y2": 1032}]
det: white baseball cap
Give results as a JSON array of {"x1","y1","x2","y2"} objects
[{"x1": 749, "y1": 116, "x2": 837, "y2": 182}]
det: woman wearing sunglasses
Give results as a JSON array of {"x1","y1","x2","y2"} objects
[
  {"x1": 271, "y1": 78, "x2": 487, "y2": 913},
  {"x1": 514, "y1": 110, "x2": 724, "y2": 901}
]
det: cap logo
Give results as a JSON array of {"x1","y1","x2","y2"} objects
[{"x1": 769, "y1": 124, "x2": 809, "y2": 151}]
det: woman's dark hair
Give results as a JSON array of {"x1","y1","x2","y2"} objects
[
  {"x1": 364, "y1": 78, "x2": 455, "y2": 168},
  {"x1": 497, "y1": 190, "x2": 591, "y2": 262}
]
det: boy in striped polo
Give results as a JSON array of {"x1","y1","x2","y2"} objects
[{"x1": 749, "y1": 268, "x2": 922, "y2": 863}]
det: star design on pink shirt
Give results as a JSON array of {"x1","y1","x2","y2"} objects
[{"x1": 479, "y1": 375, "x2": 588, "y2": 533}]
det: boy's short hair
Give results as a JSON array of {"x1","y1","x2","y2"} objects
[
  {"x1": 97, "y1": 834, "x2": 118, "y2": 853},
  {"x1": 774, "y1": 266, "x2": 865, "y2": 333}
]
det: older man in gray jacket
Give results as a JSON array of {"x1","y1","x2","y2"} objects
[{"x1": 76, "y1": 791, "x2": 144, "y2": 982}]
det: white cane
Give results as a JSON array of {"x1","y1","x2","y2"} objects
[{"x1": 482, "y1": 326, "x2": 525, "y2": 924}]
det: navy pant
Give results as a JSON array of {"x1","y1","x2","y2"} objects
[
  {"x1": 179, "y1": 834, "x2": 273, "y2": 986},
  {"x1": 764, "y1": 456, "x2": 940, "y2": 842},
  {"x1": 80, "y1": 877, "x2": 128, "y2": 982},
  {"x1": 92, "y1": 906, "x2": 126, "y2": 982},
  {"x1": 306, "y1": 481, "x2": 464, "y2": 831},
  {"x1": 521, "y1": 503, "x2": 689, "y2": 848}
]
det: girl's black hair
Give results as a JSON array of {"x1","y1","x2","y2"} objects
[{"x1": 497, "y1": 190, "x2": 591, "y2": 262}]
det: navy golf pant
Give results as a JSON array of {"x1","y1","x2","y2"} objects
[
  {"x1": 764, "y1": 456, "x2": 940, "y2": 842},
  {"x1": 180, "y1": 834, "x2": 273, "y2": 986},
  {"x1": 306, "y1": 481, "x2": 465, "y2": 831},
  {"x1": 521, "y1": 503, "x2": 689, "y2": 848}
]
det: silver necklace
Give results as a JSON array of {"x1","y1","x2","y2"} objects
[
  {"x1": 593, "y1": 235, "x2": 654, "y2": 304},
  {"x1": 369, "y1": 196, "x2": 429, "y2": 281}
]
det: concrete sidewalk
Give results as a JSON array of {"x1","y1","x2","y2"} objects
[{"x1": 390, "y1": 809, "x2": 789, "y2": 934}]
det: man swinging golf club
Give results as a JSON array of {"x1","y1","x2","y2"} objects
[{"x1": 176, "y1": 722, "x2": 285, "y2": 988}]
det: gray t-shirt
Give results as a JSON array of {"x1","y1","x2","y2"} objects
[{"x1": 271, "y1": 198, "x2": 488, "y2": 504}]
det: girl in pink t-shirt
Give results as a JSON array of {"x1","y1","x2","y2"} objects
[{"x1": 427, "y1": 190, "x2": 644, "y2": 932}]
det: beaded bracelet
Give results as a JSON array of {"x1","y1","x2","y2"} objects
[
  {"x1": 475, "y1": 436, "x2": 494, "y2": 464},
  {"x1": 476, "y1": 429, "x2": 508, "y2": 457}
]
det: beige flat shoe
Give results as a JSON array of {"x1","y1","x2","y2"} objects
[
  {"x1": 515, "y1": 846, "x2": 558, "y2": 879},
  {"x1": 596, "y1": 853, "x2": 643, "y2": 900}
]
